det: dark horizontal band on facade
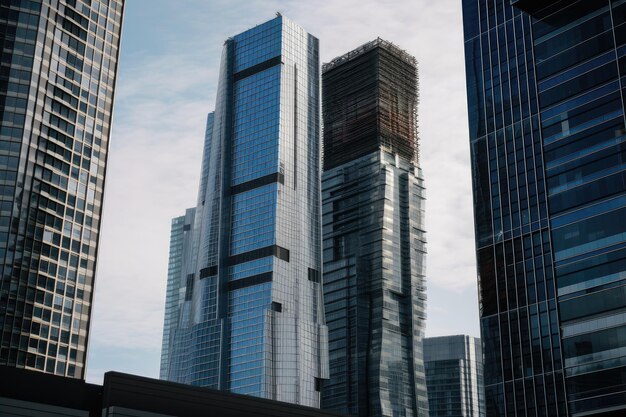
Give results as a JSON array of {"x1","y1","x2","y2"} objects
[
  {"x1": 233, "y1": 55, "x2": 282, "y2": 82},
  {"x1": 228, "y1": 244, "x2": 289, "y2": 266},
  {"x1": 308, "y1": 268, "x2": 321, "y2": 283},
  {"x1": 226, "y1": 272, "x2": 273, "y2": 291},
  {"x1": 230, "y1": 172, "x2": 284, "y2": 195},
  {"x1": 200, "y1": 265, "x2": 217, "y2": 278}
]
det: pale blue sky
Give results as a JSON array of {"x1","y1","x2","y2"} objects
[{"x1": 86, "y1": 0, "x2": 479, "y2": 383}]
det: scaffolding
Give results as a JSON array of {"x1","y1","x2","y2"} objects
[{"x1": 322, "y1": 38, "x2": 419, "y2": 171}]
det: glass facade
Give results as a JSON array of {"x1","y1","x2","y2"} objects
[
  {"x1": 424, "y1": 335, "x2": 485, "y2": 417},
  {"x1": 320, "y1": 39, "x2": 428, "y2": 417},
  {"x1": 159, "y1": 209, "x2": 194, "y2": 380},
  {"x1": 0, "y1": 0, "x2": 124, "y2": 379},
  {"x1": 463, "y1": 0, "x2": 626, "y2": 415},
  {"x1": 160, "y1": 16, "x2": 329, "y2": 408}
]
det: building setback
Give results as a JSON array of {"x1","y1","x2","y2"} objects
[
  {"x1": 0, "y1": 0, "x2": 124, "y2": 378},
  {"x1": 424, "y1": 335, "x2": 484, "y2": 417},
  {"x1": 159, "y1": 16, "x2": 329, "y2": 407},
  {"x1": 320, "y1": 38, "x2": 428, "y2": 417},
  {"x1": 159, "y1": 209, "x2": 194, "y2": 380},
  {"x1": 463, "y1": 1, "x2": 626, "y2": 416}
]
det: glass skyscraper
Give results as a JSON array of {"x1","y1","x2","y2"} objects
[
  {"x1": 320, "y1": 39, "x2": 428, "y2": 417},
  {"x1": 0, "y1": 0, "x2": 124, "y2": 378},
  {"x1": 424, "y1": 335, "x2": 485, "y2": 417},
  {"x1": 160, "y1": 16, "x2": 329, "y2": 407},
  {"x1": 463, "y1": 1, "x2": 626, "y2": 415}
]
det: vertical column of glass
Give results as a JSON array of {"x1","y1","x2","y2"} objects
[
  {"x1": 532, "y1": 1, "x2": 626, "y2": 414},
  {"x1": 321, "y1": 155, "x2": 371, "y2": 416},
  {"x1": 272, "y1": 18, "x2": 326, "y2": 406},
  {"x1": 159, "y1": 215, "x2": 185, "y2": 380},
  {"x1": 376, "y1": 154, "x2": 427, "y2": 417},
  {"x1": 226, "y1": 18, "x2": 282, "y2": 398},
  {"x1": 407, "y1": 165, "x2": 428, "y2": 416},
  {"x1": 463, "y1": 0, "x2": 567, "y2": 415},
  {"x1": 0, "y1": 1, "x2": 42, "y2": 371}
]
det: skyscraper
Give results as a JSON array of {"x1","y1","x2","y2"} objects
[
  {"x1": 424, "y1": 335, "x2": 484, "y2": 417},
  {"x1": 463, "y1": 1, "x2": 626, "y2": 416},
  {"x1": 320, "y1": 39, "x2": 428, "y2": 417},
  {"x1": 0, "y1": 0, "x2": 124, "y2": 378},
  {"x1": 160, "y1": 16, "x2": 328, "y2": 407}
]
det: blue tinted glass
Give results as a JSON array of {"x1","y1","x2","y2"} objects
[
  {"x1": 227, "y1": 282, "x2": 271, "y2": 396},
  {"x1": 232, "y1": 65, "x2": 281, "y2": 185},
  {"x1": 230, "y1": 184, "x2": 277, "y2": 255},
  {"x1": 233, "y1": 17, "x2": 282, "y2": 72}
]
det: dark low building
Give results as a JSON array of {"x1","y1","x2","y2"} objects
[{"x1": 0, "y1": 366, "x2": 348, "y2": 417}]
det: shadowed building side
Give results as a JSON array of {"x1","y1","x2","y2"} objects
[{"x1": 463, "y1": 0, "x2": 626, "y2": 415}]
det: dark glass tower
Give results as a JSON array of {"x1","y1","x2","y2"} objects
[
  {"x1": 160, "y1": 16, "x2": 329, "y2": 407},
  {"x1": 463, "y1": 1, "x2": 626, "y2": 415},
  {"x1": 320, "y1": 39, "x2": 428, "y2": 417},
  {"x1": 424, "y1": 335, "x2": 485, "y2": 417},
  {"x1": 0, "y1": 0, "x2": 124, "y2": 378}
]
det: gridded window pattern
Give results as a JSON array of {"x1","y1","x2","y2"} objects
[
  {"x1": 533, "y1": 3, "x2": 626, "y2": 416},
  {"x1": 161, "y1": 15, "x2": 327, "y2": 409},
  {"x1": 230, "y1": 184, "x2": 277, "y2": 255},
  {"x1": 426, "y1": 359, "x2": 482, "y2": 417},
  {"x1": 188, "y1": 278, "x2": 221, "y2": 388},
  {"x1": 463, "y1": 0, "x2": 568, "y2": 414},
  {"x1": 424, "y1": 336, "x2": 485, "y2": 417},
  {"x1": 231, "y1": 66, "x2": 281, "y2": 186},
  {"x1": 227, "y1": 282, "x2": 271, "y2": 396},
  {"x1": 463, "y1": 0, "x2": 626, "y2": 416},
  {"x1": 321, "y1": 151, "x2": 428, "y2": 417},
  {"x1": 233, "y1": 17, "x2": 281, "y2": 73},
  {"x1": 229, "y1": 257, "x2": 273, "y2": 281},
  {"x1": 159, "y1": 215, "x2": 186, "y2": 380},
  {"x1": 0, "y1": 0, "x2": 123, "y2": 379}
]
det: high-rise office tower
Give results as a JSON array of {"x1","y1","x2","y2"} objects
[
  {"x1": 0, "y1": 0, "x2": 124, "y2": 378},
  {"x1": 463, "y1": 1, "x2": 626, "y2": 416},
  {"x1": 424, "y1": 335, "x2": 485, "y2": 417},
  {"x1": 320, "y1": 39, "x2": 428, "y2": 417},
  {"x1": 160, "y1": 16, "x2": 329, "y2": 407}
]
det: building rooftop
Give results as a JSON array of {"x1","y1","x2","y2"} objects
[{"x1": 322, "y1": 37, "x2": 416, "y2": 73}]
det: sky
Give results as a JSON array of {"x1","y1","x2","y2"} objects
[{"x1": 85, "y1": 0, "x2": 479, "y2": 383}]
